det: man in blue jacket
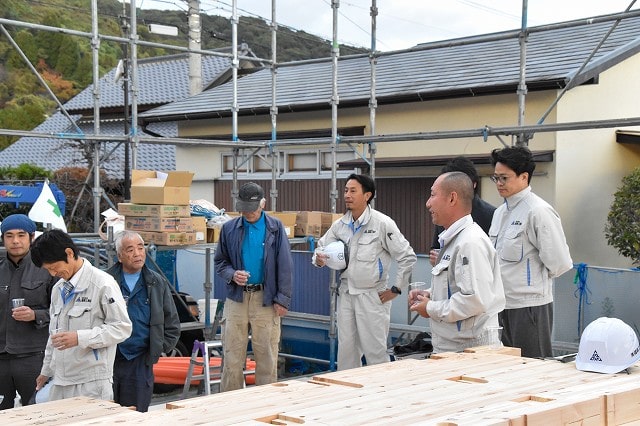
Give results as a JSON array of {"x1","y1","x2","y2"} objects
[
  {"x1": 214, "y1": 182, "x2": 293, "y2": 392},
  {"x1": 107, "y1": 230, "x2": 180, "y2": 412}
]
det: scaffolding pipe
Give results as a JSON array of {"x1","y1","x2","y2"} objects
[
  {"x1": 91, "y1": 0, "x2": 102, "y2": 232},
  {"x1": 231, "y1": 0, "x2": 240, "y2": 208},
  {"x1": 2, "y1": 116, "x2": 640, "y2": 147},
  {"x1": 516, "y1": 0, "x2": 529, "y2": 146},
  {"x1": 129, "y1": 0, "x2": 140, "y2": 170},
  {"x1": 120, "y1": 4, "x2": 131, "y2": 201},
  {"x1": 327, "y1": 0, "x2": 341, "y2": 372},
  {"x1": 368, "y1": 0, "x2": 378, "y2": 207},
  {"x1": 269, "y1": 0, "x2": 279, "y2": 211},
  {"x1": 0, "y1": 18, "x2": 271, "y2": 64}
]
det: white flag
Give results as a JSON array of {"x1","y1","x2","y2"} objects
[{"x1": 28, "y1": 182, "x2": 67, "y2": 232}]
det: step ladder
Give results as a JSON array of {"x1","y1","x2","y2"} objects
[{"x1": 182, "y1": 338, "x2": 255, "y2": 397}]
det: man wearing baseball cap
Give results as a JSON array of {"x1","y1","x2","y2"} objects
[
  {"x1": 214, "y1": 182, "x2": 293, "y2": 391},
  {"x1": 0, "y1": 214, "x2": 56, "y2": 409}
]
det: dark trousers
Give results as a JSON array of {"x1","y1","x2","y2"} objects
[
  {"x1": 0, "y1": 352, "x2": 44, "y2": 410},
  {"x1": 500, "y1": 302, "x2": 554, "y2": 358},
  {"x1": 113, "y1": 353, "x2": 153, "y2": 412}
]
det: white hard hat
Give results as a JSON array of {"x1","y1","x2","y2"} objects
[
  {"x1": 321, "y1": 241, "x2": 349, "y2": 271},
  {"x1": 576, "y1": 317, "x2": 640, "y2": 374}
]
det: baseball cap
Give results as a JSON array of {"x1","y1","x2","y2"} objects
[{"x1": 236, "y1": 182, "x2": 264, "y2": 212}]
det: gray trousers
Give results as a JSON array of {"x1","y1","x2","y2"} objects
[{"x1": 499, "y1": 302, "x2": 553, "y2": 358}]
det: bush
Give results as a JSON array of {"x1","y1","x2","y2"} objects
[{"x1": 605, "y1": 167, "x2": 640, "y2": 264}]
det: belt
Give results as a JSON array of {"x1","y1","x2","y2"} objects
[{"x1": 243, "y1": 284, "x2": 264, "y2": 292}]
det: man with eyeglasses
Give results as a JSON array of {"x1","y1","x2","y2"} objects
[{"x1": 488, "y1": 146, "x2": 572, "y2": 358}]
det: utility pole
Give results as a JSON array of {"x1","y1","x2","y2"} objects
[{"x1": 188, "y1": 0, "x2": 202, "y2": 96}]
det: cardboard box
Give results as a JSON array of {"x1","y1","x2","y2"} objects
[
  {"x1": 207, "y1": 227, "x2": 221, "y2": 243},
  {"x1": 284, "y1": 225, "x2": 294, "y2": 239},
  {"x1": 294, "y1": 223, "x2": 322, "y2": 238},
  {"x1": 118, "y1": 203, "x2": 191, "y2": 218},
  {"x1": 125, "y1": 216, "x2": 193, "y2": 232},
  {"x1": 138, "y1": 231, "x2": 197, "y2": 246},
  {"x1": 271, "y1": 212, "x2": 297, "y2": 227},
  {"x1": 191, "y1": 217, "x2": 207, "y2": 242},
  {"x1": 321, "y1": 212, "x2": 342, "y2": 234},
  {"x1": 130, "y1": 170, "x2": 194, "y2": 205},
  {"x1": 294, "y1": 211, "x2": 323, "y2": 237}
]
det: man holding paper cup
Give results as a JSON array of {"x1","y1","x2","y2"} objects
[
  {"x1": 410, "y1": 172, "x2": 505, "y2": 353},
  {"x1": 0, "y1": 214, "x2": 56, "y2": 409}
]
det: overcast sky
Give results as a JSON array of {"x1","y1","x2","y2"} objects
[{"x1": 136, "y1": 0, "x2": 638, "y2": 51}]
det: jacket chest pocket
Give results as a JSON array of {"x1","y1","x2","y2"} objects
[
  {"x1": 354, "y1": 234, "x2": 379, "y2": 261},
  {"x1": 500, "y1": 228, "x2": 524, "y2": 262},
  {"x1": 67, "y1": 304, "x2": 93, "y2": 330},
  {"x1": 21, "y1": 280, "x2": 47, "y2": 307}
]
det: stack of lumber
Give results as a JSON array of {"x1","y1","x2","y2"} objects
[{"x1": 4, "y1": 346, "x2": 640, "y2": 425}]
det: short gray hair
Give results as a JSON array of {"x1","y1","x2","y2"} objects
[{"x1": 114, "y1": 230, "x2": 144, "y2": 255}]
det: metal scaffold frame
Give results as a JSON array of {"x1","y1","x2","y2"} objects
[
  {"x1": 2, "y1": 0, "x2": 640, "y2": 371},
  {"x1": 1, "y1": 2, "x2": 640, "y2": 226}
]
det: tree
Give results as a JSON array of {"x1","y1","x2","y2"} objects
[{"x1": 605, "y1": 166, "x2": 640, "y2": 264}]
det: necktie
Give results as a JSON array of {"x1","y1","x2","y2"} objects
[{"x1": 62, "y1": 281, "x2": 74, "y2": 299}]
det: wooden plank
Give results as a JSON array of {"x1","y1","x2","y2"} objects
[
  {"x1": 4, "y1": 351, "x2": 640, "y2": 425},
  {"x1": 0, "y1": 397, "x2": 140, "y2": 425}
]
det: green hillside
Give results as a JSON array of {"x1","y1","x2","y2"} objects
[{"x1": 0, "y1": 0, "x2": 364, "y2": 149}]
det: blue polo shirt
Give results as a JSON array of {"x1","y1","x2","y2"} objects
[
  {"x1": 242, "y1": 212, "x2": 266, "y2": 285},
  {"x1": 118, "y1": 272, "x2": 150, "y2": 360}
]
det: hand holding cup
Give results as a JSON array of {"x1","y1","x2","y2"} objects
[{"x1": 408, "y1": 282, "x2": 429, "y2": 306}]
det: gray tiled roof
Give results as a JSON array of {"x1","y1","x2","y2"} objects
[
  {"x1": 64, "y1": 54, "x2": 232, "y2": 111},
  {"x1": 141, "y1": 14, "x2": 640, "y2": 121},
  {"x1": 0, "y1": 53, "x2": 235, "y2": 176},
  {"x1": 0, "y1": 112, "x2": 176, "y2": 177}
]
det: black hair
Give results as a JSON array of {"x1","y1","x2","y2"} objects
[
  {"x1": 31, "y1": 229, "x2": 79, "y2": 267},
  {"x1": 346, "y1": 173, "x2": 376, "y2": 204},
  {"x1": 441, "y1": 156, "x2": 480, "y2": 192},
  {"x1": 490, "y1": 146, "x2": 536, "y2": 184}
]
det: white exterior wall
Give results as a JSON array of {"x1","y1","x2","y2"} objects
[{"x1": 555, "y1": 54, "x2": 640, "y2": 268}]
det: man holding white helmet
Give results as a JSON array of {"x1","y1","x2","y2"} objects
[{"x1": 313, "y1": 174, "x2": 416, "y2": 370}]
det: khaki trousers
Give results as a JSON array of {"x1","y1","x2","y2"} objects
[{"x1": 220, "y1": 292, "x2": 280, "y2": 392}]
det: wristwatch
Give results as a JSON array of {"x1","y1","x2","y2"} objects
[{"x1": 390, "y1": 286, "x2": 402, "y2": 295}]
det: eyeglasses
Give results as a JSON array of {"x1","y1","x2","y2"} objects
[{"x1": 490, "y1": 174, "x2": 515, "y2": 184}]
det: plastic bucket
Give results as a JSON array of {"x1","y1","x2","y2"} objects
[{"x1": 197, "y1": 299, "x2": 218, "y2": 323}]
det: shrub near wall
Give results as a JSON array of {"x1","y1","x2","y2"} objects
[{"x1": 605, "y1": 166, "x2": 640, "y2": 265}]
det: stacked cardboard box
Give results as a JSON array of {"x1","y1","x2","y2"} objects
[
  {"x1": 293, "y1": 211, "x2": 322, "y2": 237},
  {"x1": 292, "y1": 211, "x2": 342, "y2": 238},
  {"x1": 270, "y1": 212, "x2": 296, "y2": 239},
  {"x1": 321, "y1": 212, "x2": 342, "y2": 235},
  {"x1": 119, "y1": 170, "x2": 203, "y2": 246}
]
